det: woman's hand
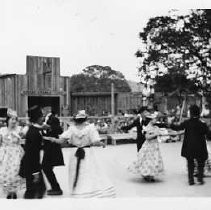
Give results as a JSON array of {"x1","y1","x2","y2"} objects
[
  {"x1": 41, "y1": 124, "x2": 50, "y2": 130},
  {"x1": 145, "y1": 131, "x2": 159, "y2": 140}
]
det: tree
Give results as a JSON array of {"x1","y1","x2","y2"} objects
[
  {"x1": 70, "y1": 65, "x2": 131, "y2": 92},
  {"x1": 155, "y1": 72, "x2": 198, "y2": 104},
  {"x1": 136, "y1": 9, "x2": 211, "y2": 95}
]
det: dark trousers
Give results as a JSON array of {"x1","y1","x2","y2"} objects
[
  {"x1": 137, "y1": 139, "x2": 145, "y2": 152},
  {"x1": 187, "y1": 158, "x2": 205, "y2": 182},
  {"x1": 43, "y1": 166, "x2": 61, "y2": 190},
  {"x1": 24, "y1": 173, "x2": 46, "y2": 199}
]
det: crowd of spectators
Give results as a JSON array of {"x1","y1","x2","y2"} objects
[{"x1": 1, "y1": 104, "x2": 211, "y2": 142}]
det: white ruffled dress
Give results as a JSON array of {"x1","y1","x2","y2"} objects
[{"x1": 60, "y1": 123, "x2": 115, "y2": 198}]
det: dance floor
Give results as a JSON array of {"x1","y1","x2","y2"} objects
[{"x1": 1, "y1": 142, "x2": 211, "y2": 198}]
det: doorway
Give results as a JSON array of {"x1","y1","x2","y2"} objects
[{"x1": 28, "y1": 96, "x2": 60, "y2": 115}]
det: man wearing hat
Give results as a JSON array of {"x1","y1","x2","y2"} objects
[
  {"x1": 170, "y1": 105, "x2": 209, "y2": 185},
  {"x1": 19, "y1": 106, "x2": 46, "y2": 199},
  {"x1": 121, "y1": 106, "x2": 150, "y2": 151}
]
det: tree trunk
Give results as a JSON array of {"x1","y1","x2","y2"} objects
[
  {"x1": 179, "y1": 97, "x2": 186, "y2": 123},
  {"x1": 163, "y1": 93, "x2": 168, "y2": 113}
]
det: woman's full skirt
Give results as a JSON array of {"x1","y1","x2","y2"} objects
[
  {"x1": 0, "y1": 145, "x2": 25, "y2": 193},
  {"x1": 128, "y1": 139, "x2": 164, "y2": 178},
  {"x1": 68, "y1": 147, "x2": 115, "y2": 198}
]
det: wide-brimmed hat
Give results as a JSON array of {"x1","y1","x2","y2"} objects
[
  {"x1": 145, "y1": 113, "x2": 157, "y2": 119},
  {"x1": 7, "y1": 108, "x2": 18, "y2": 118},
  {"x1": 74, "y1": 110, "x2": 88, "y2": 119}
]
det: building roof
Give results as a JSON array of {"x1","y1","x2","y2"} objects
[
  {"x1": 71, "y1": 92, "x2": 142, "y2": 97},
  {"x1": 0, "y1": 74, "x2": 16, "y2": 78},
  {"x1": 71, "y1": 92, "x2": 118, "y2": 96}
]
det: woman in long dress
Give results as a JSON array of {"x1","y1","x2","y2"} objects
[
  {"x1": 0, "y1": 109, "x2": 25, "y2": 199},
  {"x1": 128, "y1": 113, "x2": 164, "y2": 182},
  {"x1": 47, "y1": 110, "x2": 116, "y2": 198}
]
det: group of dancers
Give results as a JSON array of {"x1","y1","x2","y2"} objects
[
  {"x1": 0, "y1": 104, "x2": 210, "y2": 199},
  {"x1": 0, "y1": 106, "x2": 115, "y2": 199},
  {"x1": 122, "y1": 105, "x2": 210, "y2": 185}
]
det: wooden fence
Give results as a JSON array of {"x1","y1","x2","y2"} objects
[{"x1": 1, "y1": 116, "x2": 210, "y2": 145}]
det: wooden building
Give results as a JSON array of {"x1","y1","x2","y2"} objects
[
  {"x1": 70, "y1": 92, "x2": 142, "y2": 116},
  {"x1": 0, "y1": 55, "x2": 142, "y2": 117},
  {"x1": 0, "y1": 56, "x2": 70, "y2": 117}
]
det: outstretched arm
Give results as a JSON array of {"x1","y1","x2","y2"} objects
[
  {"x1": 170, "y1": 121, "x2": 186, "y2": 131},
  {"x1": 90, "y1": 141, "x2": 106, "y2": 148},
  {"x1": 121, "y1": 118, "x2": 138, "y2": 131},
  {"x1": 43, "y1": 136, "x2": 68, "y2": 144},
  {"x1": 145, "y1": 129, "x2": 160, "y2": 140}
]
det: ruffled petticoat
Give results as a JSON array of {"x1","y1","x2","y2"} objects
[{"x1": 68, "y1": 147, "x2": 116, "y2": 198}]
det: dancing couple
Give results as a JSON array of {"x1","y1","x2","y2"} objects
[
  {"x1": 45, "y1": 110, "x2": 116, "y2": 198},
  {"x1": 122, "y1": 108, "x2": 164, "y2": 182},
  {"x1": 124, "y1": 104, "x2": 209, "y2": 186},
  {"x1": 0, "y1": 106, "x2": 64, "y2": 199}
]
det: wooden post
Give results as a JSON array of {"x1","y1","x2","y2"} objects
[
  {"x1": 179, "y1": 97, "x2": 186, "y2": 123},
  {"x1": 66, "y1": 77, "x2": 69, "y2": 106},
  {"x1": 51, "y1": 58, "x2": 54, "y2": 91},
  {"x1": 111, "y1": 83, "x2": 115, "y2": 116},
  {"x1": 111, "y1": 83, "x2": 115, "y2": 134}
]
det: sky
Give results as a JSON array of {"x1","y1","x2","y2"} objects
[{"x1": 0, "y1": 0, "x2": 210, "y2": 82}]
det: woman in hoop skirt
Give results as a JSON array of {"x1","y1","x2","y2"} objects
[
  {"x1": 128, "y1": 113, "x2": 164, "y2": 182},
  {"x1": 46, "y1": 110, "x2": 116, "y2": 198}
]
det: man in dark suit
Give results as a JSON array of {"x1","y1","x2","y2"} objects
[
  {"x1": 121, "y1": 106, "x2": 150, "y2": 151},
  {"x1": 42, "y1": 110, "x2": 64, "y2": 196},
  {"x1": 170, "y1": 105, "x2": 209, "y2": 185},
  {"x1": 19, "y1": 106, "x2": 46, "y2": 199}
]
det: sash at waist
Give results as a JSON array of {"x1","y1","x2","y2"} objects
[
  {"x1": 73, "y1": 145, "x2": 91, "y2": 189},
  {"x1": 69, "y1": 145, "x2": 91, "y2": 148}
]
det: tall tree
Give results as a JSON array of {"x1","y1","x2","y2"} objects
[
  {"x1": 136, "y1": 9, "x2": 211, "y2": 95},
  {"x1": 70, "y1": 65, "x2": 131, "y2": 92}
]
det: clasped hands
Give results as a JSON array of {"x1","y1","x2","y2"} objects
[{"x1": 43, "y1": 136, "x2": 68, "y2": 144}]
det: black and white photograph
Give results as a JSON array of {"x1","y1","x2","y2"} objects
[{"x1": 0, "y1": 0, "x2": 211, "y2": 209}]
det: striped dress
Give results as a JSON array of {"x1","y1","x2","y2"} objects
[{"x1": 60, "y1": 123, "x2": 115, "y2": 198}]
